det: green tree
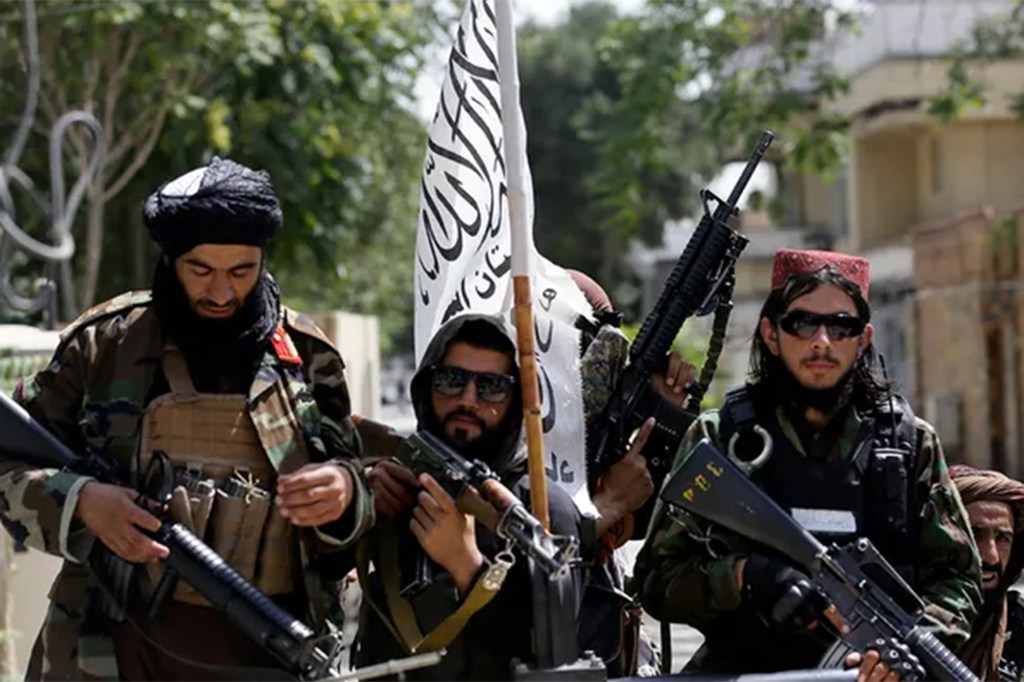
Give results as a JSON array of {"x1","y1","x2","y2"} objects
[
  {"x1": 517, "y1": 1, "x2": 857, "y2": 318},
  {"x1": 0, "y1": 0, "x2": 450, "y2": 346},
  {"x1": 519, "y1": 2, "x2": 717, "y2": 312},
  {"x1": 929, "y1": 1, "x2": 1024, "y2": 121}
]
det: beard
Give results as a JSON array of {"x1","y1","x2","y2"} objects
[
  {"x1": 151, "y1": 257, "x2": 280, "y2": 385},
  {"x1": 424, "y1": 406, "x2": 518, "y2": 466},
  {"x1": 762, "y1": 351, "x2": 856, "y2": 415}
]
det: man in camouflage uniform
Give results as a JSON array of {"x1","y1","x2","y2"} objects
[
  {"x1": 0, "y1": 157, "x2": 373, "y2": 680},
  {"x1": 636, "y1": 249, "x2": 981, "y2": 679},
  {"x1": 356, "y1": 316, "x2": 588, "y2": 680}
]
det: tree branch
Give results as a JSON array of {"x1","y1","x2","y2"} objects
[
  {"x1": 101, "y1": 101, "x2": 169, "y2": 201},
  {"x1": 100, "y1": 25, "x2": 124, "y2": 186}
]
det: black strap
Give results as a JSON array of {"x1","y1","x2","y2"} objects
[
  {"x1": 721, "y1": 385, "x2": 758, "y2": 434},
  {"x1": 684, "y1": 278, "x2": 736, "y2": 413}
]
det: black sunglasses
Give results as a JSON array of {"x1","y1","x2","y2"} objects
[
  {"x1": 431, "y1": 365, "x2": 517, "y2": 404},
  {"x1": 778, "y1": 310, "x2": 866, "y2": 341}
]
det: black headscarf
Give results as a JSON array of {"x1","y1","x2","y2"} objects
[
  {"x1": 144, "y1": 157, "x2": 284, "y2": 390},
  {"x1": 143, "y1": 157, "x2": 283, "y2": 259}
]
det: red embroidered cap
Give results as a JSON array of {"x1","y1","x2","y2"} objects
[{"x1": 770, "y1": 248, "x2": 870, "y2": 299}]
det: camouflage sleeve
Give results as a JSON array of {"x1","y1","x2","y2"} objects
[
  {"x1": 635, "y1": 411, "x2": 750, "y2": 627},
  {"x1": 352, "y1": 416, "x2": 405, "y2": 464},
  {"x1": 304, "y1": 340, "x2": 374, "y2": 551},
  {"x1": 911, "y1": 420, "x2": 981, "y2": 644},
  {"x1": 0, "y1": 331, "x2": 96, "y2": 561}
]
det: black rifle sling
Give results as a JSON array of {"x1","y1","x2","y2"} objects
[{"x1": 684, "y1": 279, "x2": 736, "y2": 413}]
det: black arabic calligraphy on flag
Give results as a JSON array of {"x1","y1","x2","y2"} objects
[{"x1": 414, "y1": 0, "x2": 595, "y2": 510}]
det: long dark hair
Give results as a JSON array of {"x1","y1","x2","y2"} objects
[{"x1": 749, "y1": 266, "x2": 892, "y2": 411}]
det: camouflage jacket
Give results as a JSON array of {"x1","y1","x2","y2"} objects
[
  {"x1": 0, "y1": 291, "x2": 374, "y2": 681},
  {"x1": 635, "y1": 400, "x2": 982, "y2": 671}
]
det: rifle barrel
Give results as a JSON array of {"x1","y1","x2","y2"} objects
[{"x1": 726, "y1": 130, "x2": 775, "y2": 207}]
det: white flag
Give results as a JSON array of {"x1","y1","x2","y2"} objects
[{"x1": 414, "y1": 0, "x2": 595, "y2": 511}]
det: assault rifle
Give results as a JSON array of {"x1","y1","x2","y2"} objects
[
  {"x1": 395, "y1": 430, "x2": 600, "y2": 680},
  {"x1": 659, "y1": 439, "x2": 979, "y2": 682},
  {"x1": 395, "y1": 430, "x2": 578, "y2": 578},
  {"x1": 0, "y1": 390, "x2": 441, "y2": 681},
  {"x1": 587, "y1": 130, "x2": 773, "y2": 536}
]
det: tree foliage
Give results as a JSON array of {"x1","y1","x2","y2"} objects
[
  {"x1": 518, "y1": 0, "x2": 856, "y2": 318},
  {"x1": 519, "y1": 2, "x2": 718, "y2": 315},
  {"x1": 929, "y1": 1, "x2": 1024, "y2": 121},
  {"x1": 0, "y1": 0, "x2": 450, "y2": 346}
]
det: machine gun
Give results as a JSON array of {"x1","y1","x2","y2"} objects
[
  {"x1": 659, "y1": 439, "x2": 979, "y2": 682},
  {"x1": 0, "y1": 390, "x2": 441, "y2": 681},
  {"x1": 587, "y1": 131, "x2": 773, "y2": 536},
  {"x1": 395, "y1": 430, "x2": 578, "y2": 579}
]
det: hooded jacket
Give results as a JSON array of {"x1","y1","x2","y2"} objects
[{"x1": 355, "y1": 315, "x2": 584, "y2": 680}]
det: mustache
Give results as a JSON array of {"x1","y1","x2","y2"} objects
[
  {"x1": 982, "y1": 563, "x2": 1002, "y2": 574},
  {"x1": 802, "y1": 353, "x2": 839, "y2": 366},
  {"x1": 443, "y1": 409, "x2": 486, "y2": 432},
  {"x1": 198, "y1": 299, "x2": 237, "y2": 311}
]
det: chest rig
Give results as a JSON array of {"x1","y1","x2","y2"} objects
[
  {"x1": 136, "y1": 345, "x2": 296, "y2": 606},
  {"x1": 719, "y1": 386, "x2": 919, "y2": 580}
]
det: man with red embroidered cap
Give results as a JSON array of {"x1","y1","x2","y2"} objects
[
  {"x1": 0, "y1": 157, "x2": 373, "y2": 680},
  {"x1": 636, "y1": 248, "x2": 980, "y2": 679}
]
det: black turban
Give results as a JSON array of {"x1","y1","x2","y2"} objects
[{"x1": 143, "y1": 157, "x2": 283, "y2": 258}]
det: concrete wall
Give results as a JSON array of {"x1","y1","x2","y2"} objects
[
  {"x1": 830, "y1": 59, "x2": 1024, "y2": 120},
  {"x1": 853, "y1": 133, "x2": 921, "y2": 250},
  {"x1": 912, "y1": 208, "x2": 1002, "y2": 466},
  {"x1": 311, "y1": 311, "x2": 382, "y2": 420},
  {"x1": 916, "y1": 122, "x2": 1024, "y2": 223}
]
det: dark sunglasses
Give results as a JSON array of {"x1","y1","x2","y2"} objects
[
  {"x1": 431, "y1": 365, "x2": 517, "y2": 404},
  {"x1": 778, "y1": 310, "x2": 866, "y2": 341}
]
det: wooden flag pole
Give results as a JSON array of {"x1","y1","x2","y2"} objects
[
  {"x1": 496, "y1": 0, "x2": 549, "y2": 531},
  {"x1": 513, "y1": 276, "x2": 549, "y2": 531}
]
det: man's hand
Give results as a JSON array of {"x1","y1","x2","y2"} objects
[
  {"x1": 367, "y1": 460, "x2": 419, "y2": 519},
  {"x1": 594, "y1": 418, "x2": 656, "y2": 535},
  {"x1": 410, "y1": 473, "x2": 483, "y2": 592},
  {"x1": 650, "y1": 351, "x2": 697, "y2": 408},
  {"x1": 845, "y1": 650, "x2": 901, "y2": 682},
  {"x1": 76, "y1": 482, "x2": 169, "y2": 563},
  {"x1": 277, "y1": 462, "x2": 354, "y2": 527}
]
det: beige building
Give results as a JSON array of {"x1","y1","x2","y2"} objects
[{"x1": 782, "y1": 0, "x2": 1024, "y2": 471}]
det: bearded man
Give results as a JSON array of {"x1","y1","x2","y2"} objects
[
  {"x1": 952, "y1": 465, "x2": 1024, "y2": 681},
  {"x1": 636, "y1": 248, "x2": 980, "y2": 680},
  {"x1": 0, "y1": 157, "x2": 372, "y2": 680}
]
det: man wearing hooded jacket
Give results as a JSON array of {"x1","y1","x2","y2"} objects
[
  {"x1": 0, "y1": 157, "x2": 373, "y2": 680},
  {"x1": 355, "y1": 316, "x2": 590, "y2": 680}
]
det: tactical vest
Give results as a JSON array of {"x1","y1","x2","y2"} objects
[
  {"x1": 136, "y1": 344, "x2": 298, "y2": 606},
  {"x1": 719, "y1": 385, "x2": 920, "y2": 581}
]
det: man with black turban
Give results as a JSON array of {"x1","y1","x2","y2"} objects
[
  {"x1": 0, "y1": 157, "x2": 374, "y2": 680},
  {"x1": 951, "y1": 465, "x2": 1024, "y2": 681}
]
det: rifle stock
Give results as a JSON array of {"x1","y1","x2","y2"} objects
[
  {"x1": 660, "y1": 439, "x2": 978, "y2": 682},
  {"x1": 0, "y1": 390, "x2": 440, "y2": 680}
]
